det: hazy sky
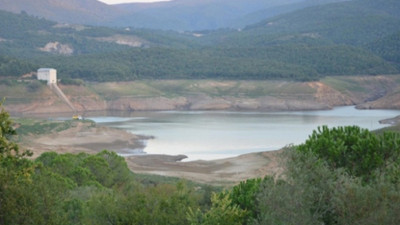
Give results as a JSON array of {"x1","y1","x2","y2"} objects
[{"x1": 98, "y1": 0, "x2": 171, "y2": 4}]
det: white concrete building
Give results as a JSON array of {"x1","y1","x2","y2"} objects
[{"x1": 37, "y1": 68, "x2": 57, "y2": 84}]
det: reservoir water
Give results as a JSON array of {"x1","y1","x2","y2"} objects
[{"x1": 88, "y1": 106, "x2": 400, "y2": 160}]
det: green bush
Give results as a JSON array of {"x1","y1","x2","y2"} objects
[
  {"x1": 297, "y1": 125, "x2": 400, "y2": 180},
  {"x1": 188, "y1": 191, "x2": 246, "y2": 225},
  {"x1": 230, "y1": 178, "x2": 263, "y2": 223}
]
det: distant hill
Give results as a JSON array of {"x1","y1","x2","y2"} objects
[
  {"x1": 114, "y1": 0, "x2": 348, "y2": 30},
  {"x1": 0, "y1": 0, "x2": 121, "y2": 25},
  {"x1": 215, "y1": 0, "x2": 400, "y2": 47},
  {"x1": 0, "y1": 9, "x2": 197, "y2": 57},
  {"x1": 110, "y1": 0, "x2": 307, "y2": 30},
  {"x1": 0, "y1": 0, "x2": 399, "y2": 81},
  {"x1": 0, "y1": 0, "x2": 348, "y2": 30}
]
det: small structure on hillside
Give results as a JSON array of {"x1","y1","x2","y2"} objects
[{"x1": 37, "y1": 68, "x2": 57, "y2": 85}]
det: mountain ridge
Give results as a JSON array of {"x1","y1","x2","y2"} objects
[
  {"x1": 0, "y1": 0, "x2": 348, "y2": 30},
  {"x1": 0, "y1": 0, "x2": 121, "y2": 25}
]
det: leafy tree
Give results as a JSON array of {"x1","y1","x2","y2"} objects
[
  {"x1": 253, "y1": 126, "x2": 400, "y2": 225},
  {"x1": 252, "y1": 175, "x2": 323, "y2": 225},
  {"x1": 0, "y1": 101, "x2": 34, "y2": 224},
  {"x1": 230, "y1": 178, "x2": 262, "y2": 224},
  {"x1": 188, "y1": 191, "x2": 246, "y2": 225},
  {"x1": 297, "y1": 125, "x2": 400, "y2": 180}
]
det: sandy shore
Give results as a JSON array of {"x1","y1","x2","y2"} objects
[
  {"x1": 19, "y1": 121, "x2": 282, "y2": 185},
  {"x1": 21, "y1": 121, "x2": 149, "y2": 158},
  {"x1": 126, "y1": 151, "x2": 283, "y2": 185}
]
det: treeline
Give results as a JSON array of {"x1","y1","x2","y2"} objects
[
  {"x1": 40, "y1": 44, "x2": 397, "y2": 82},
  {"x1": 2, "y1": 103, "x2": 400, "y2": 224},
  {"x1": 0, "y1": 55, "x2": 37, "y2": 77}
]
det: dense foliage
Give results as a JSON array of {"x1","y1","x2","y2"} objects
[
  {"x1": 1, "y1": 0, "x2": 400, "y2": 81},
  {"x1": 0, "y1": 55, "x2": 37, "y2": 77},
  {"x1": 297, "y1": 125, "x2": 400, "y2": 180},
  {"x1": 368, "y1": 31, "x2": 400, "y2": 66},
  {"x1": 41, "y1": 44, "x2": 395, "y2": 82},
  {"x1": 252, "y1": 126, "x2": 400, "y2": 225}
]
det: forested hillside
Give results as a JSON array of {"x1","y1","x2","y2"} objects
[
  {"x1": 0, "y1": 0, "x2": 121, "y2": 25},
  {"x1": 0, "y1": 55, "x2": 37, "y2": 77},
  {"x1": 368, "y1": 31, "x2": 400, "y2": 64},
  {"x1": 110, "y1": 0, "x2": 348, "y2": 30},
  {"x1": 0, "y1": 0, "x2": 347, "y2": 30},
  {"x1": 0, "y1": 0, "x2": 399, "y2": 81},
  {"x1": 221, "y1": 0, "x2": 400, "y2": 46}
]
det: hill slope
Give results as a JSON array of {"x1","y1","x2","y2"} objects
[
  {"x1": 0, "y1": 0, "x2": 121, "y2": 25},
  {"x1": 110, "y1": 0, "x2": 347, "y2": 30},
  {"x1": 0, "y1": 0, "x2": 399, "y2": 81},
  {"x1": 0, "y1": 0, "x2": 348, "y2": 31},
  {"x1": 214, "y1": 0, "x2": 400, "y2": 47}
]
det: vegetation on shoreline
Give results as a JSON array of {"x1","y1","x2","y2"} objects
[{"x1": 13, "y1": 118, "x2": 95, "y2": 136}]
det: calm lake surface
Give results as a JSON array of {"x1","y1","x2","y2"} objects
[{"x1": 88, "y1": 106, "x2": 400, "y2": 160}]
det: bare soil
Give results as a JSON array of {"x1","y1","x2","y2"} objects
[
  {"x1": 21, "y1": 121, "x2": 148, "y2": 158},
  {"x1": 7, "y1": 76, "x2": 400, "y2": 115},
  {"x1": 126, "y1": 151, "x2": 283, "y2": 185}
]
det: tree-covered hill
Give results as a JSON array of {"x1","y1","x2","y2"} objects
[
  {"x1": 0, "y1": 10, "x2": 199, "y2": 57},
  {"x1": 0, "y1": 55, "x2": 37, "y2": 77},
  {"x1": 109, "y1": 0, "x2": 348, "y2": 31},
  {"x1": 40, "y1": 45, "x2": 395, "y2": 82},
  {"x1": 368, "y1": 31, "x2": 400, "y2": 67},
  {"x1": 0, "y1": 0, "x2": 399, "y2": 81},
  {"x1": 211, "y1": 0, "x2": 400, "y2": 47},
  {"x1": 0, "y1": 0, "x2": 347, "y2": 31},
  {"x1": 0, "y1": 0, "x2": 121, "y2": 25}
]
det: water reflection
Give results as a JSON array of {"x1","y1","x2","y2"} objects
[{"x1": 88, "y1": 106, "x2": 400, "y2": 160}]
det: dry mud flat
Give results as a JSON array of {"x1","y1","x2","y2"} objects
[
  {"x1": 126, "y1": 151, "x2": 283, "y2": 185},
  {"x1": 23, "y1": 121, "x2": 148, "y2": 158},
  {"x1": 21, "y1": 121, "x2": 282, "y2": 185}
]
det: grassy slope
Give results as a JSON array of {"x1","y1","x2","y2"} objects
[
  {"x1": 2, "y1": 76, "x2": 398, "y2": 102},
  {"x1": 321, "y1": 75, "x2": 400, "y2": 100},
  {"x1": 89, "y1": 80, "x2": 316, "y2": 100},
  {"x1": 0, "y1": 81, "x2": 52, "y2": 104}
]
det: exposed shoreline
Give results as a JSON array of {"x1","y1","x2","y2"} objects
[
  {"x1": 125, "y1": 151, "x2": 283, "y2": 185},
  {"x1": 4, "y1": 76, "x2": 400, "y2": 115},
  {"x1": 19, "y1": 121, "x2": 151, "y2": 158},
  {"x1": 15, "y1": 119, "x2": 283, "y2": 185},
  {"x1": 7, "y1": 76, "x2": 400, "y2": 184},
  {"x1": 16, "y1": 106, "x2": 400, "y2": 185}
]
